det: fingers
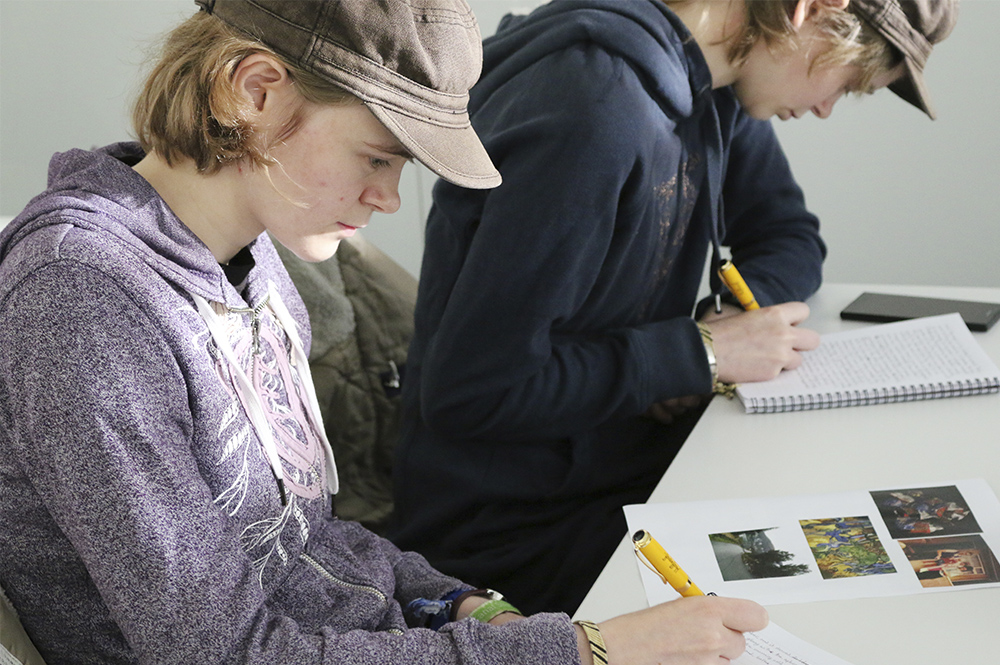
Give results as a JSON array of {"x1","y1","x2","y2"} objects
[
  {"x1": 720, "y1": 629, "x2": 748, "y2": 662},
  {"x1": 645, "y1": 395, "x2": 707, "y2": 424},
  {"x1": 707, "y1": 303, "x2": 820, "y2": 384},
  {"x1": 772, "y1": 300, "x2": 811, "y2": 327},
  {"x1": 720, "y1": 597, "x2": 769, "y2": 634},
  {"x1": 645, "y1": 402, "x2": 677, "y2": 424},
  {"x1": 599, "y1": 596, "x2": 768, "y2": 665}
]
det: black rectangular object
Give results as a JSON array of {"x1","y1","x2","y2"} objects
[{"x1": 840, "y1": 292, "x2": 1000, "y2": 332}]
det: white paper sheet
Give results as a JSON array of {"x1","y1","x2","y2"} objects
[
  {"x1": 625, "y1": 479, "x2": 1000, "y2": 607},
  {"x1": 736, "y1": 624, "x2": 854, "y2": 665}
]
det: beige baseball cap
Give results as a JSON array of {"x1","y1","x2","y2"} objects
[{"x1": 195, "y1": 0, "x2": 501, "y2": 188}]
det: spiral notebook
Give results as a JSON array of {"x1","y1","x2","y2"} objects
[{"x1": 736, "y1": 313, "x2": 1000, "y2": 414}]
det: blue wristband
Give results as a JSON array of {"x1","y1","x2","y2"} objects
[{"x1": 405, "y1": 588, "x2": 470, "y2": 631}]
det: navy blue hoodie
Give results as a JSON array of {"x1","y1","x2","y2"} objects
[{"x1": 391, "y1": 0, "x2": 826, "y2": 614}]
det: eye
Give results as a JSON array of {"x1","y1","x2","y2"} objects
[{"x1": 370, "y1": 157, "x2": 392, "y2": 169}]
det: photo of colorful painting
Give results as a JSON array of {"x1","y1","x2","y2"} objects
[
  {"x1": 899, "y1": 534, "x2": 1000, "y2": 588},
  {"x1": 870, "y1": 485, "x2": 981, "y2": 540},
  {"x1": 799, "y1": 516, "x2": 896, "y2": 579},
  {"x1": 709, "y1": 528, "x2": 811, "y2": 581}
]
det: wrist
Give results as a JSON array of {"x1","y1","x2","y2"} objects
[
  {"x1": 574, "y1": 619, "x2": 608, "y2": 665},
  {"x1": 695, "y1": 321, "x2": 736, "y2": 398},
  {"x1": 575, "y1": 623, "x2": 594, "y2": 665},
  {"x1": 452, "y1": 588, "x2": 523, "y2": 624}
]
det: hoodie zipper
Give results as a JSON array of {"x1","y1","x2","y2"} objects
[
  {"x1": 298, "y1": 554, "x2": 404, "y2": 635},
  {"x1": 299, "y1": 553, "x2": 388, "y2": 605},
  {"x1": 230, "y1": 294, "x2": 270, "y2": 356}
]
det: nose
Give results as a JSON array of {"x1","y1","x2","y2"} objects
[
  {"x1": 811, "y1": 92, "x2": 841, "y2": 119},
  {"x1": 811, "y1": 100, "x2": 834, "y2": 119},
  {"x1": 361, "y1": 173, "x2": 402, "y2": 215}
]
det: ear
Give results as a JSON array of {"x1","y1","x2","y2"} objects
[
  {"x1": 791, "y1": 0, "x2": 850, "y2": 29},
  {"x1": 231, "y1": 53, "x2": 292, "y2": 114}
]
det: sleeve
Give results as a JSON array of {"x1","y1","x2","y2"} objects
[
  {"x1": 416, "y1": 47, "x2": 711, "y2": 443},
  {"x1": 717, "y1": 111, "x2": 827, "y2": 306},
  {"x1": 0, "y1": 260, "x2": 579, "y2": 665}
]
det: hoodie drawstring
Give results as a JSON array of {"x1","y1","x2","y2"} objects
[
  {"x1": 265, "y1": 284, "x2": 340, "y2": 497},
  {"x1": 703, "y1": 94, "x2": 727, "y2": 315},
  {"x1": 191, "y1": 286, "x2": 339, "y2": 506}
]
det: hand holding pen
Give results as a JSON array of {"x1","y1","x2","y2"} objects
[
  {"x1": 701, "y1": 259, "x2": 820, "y2": 384},
  {"x1": 576, "y1": 529, "x2": 768, "y2": 665}
]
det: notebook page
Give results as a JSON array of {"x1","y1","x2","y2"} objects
[{"x1": 736, "y1": 313, "x2": 1000, "y2": 407}]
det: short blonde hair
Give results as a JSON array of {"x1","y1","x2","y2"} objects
[
  {"x1": 132, "y1": 12, "x2": 356, "y2": 174},
  {"x1": 669, "y1": 0, "x2": 900, "y2": 94},
  {"x1": 738, "y1": 0, "x2": 899, "y2": 92}
]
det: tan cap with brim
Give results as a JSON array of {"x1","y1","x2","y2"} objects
[
  {"x1": 851, "y1": 0, "x2": 959, "y2": 119},
  {"x1": 195, "y1": 0, "x2": 501, "y2": 189}
]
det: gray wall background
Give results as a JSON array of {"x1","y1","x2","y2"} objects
[{"x1": 2, "y1": 0, "x2": 997, "y2": 287}]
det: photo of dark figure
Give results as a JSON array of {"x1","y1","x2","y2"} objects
[
  {"x1": 710, "y1": 529, "x2": 811, "y2": 582},
  {"x1": 871, "y1": 485, "x2": 981, "y2": 540},
  {"x1": 899, "y1": 535, "x2": 1000, "y2": 588}
]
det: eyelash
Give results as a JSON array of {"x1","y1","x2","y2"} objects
[{"x1": 370, "y1": 157, "x2": 392, "y2": 169}]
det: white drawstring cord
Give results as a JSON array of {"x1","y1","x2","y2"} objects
[
  {"x1": 265, "y1": 284, "x2": 339, "y2": 496},
  {"x1": 192, "y1": 292, "x2": 288, "y2": 504}
]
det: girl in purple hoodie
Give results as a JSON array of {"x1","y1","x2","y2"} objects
[{"x1": 0, "y1": 1, "x2": 767, "y2": 664}]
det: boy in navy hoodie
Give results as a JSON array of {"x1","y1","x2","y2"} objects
[{"x1": 392, "y1": 0, "x2": 958, "y2": 616}]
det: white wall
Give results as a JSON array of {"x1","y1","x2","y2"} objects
[{"x1": 2, "y1": 0, "x2": 996, "y2": 286}]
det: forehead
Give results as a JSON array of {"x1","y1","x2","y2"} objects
[
  {"x1": 305, "y1": 102, "x2": 410, "y2": 154},
  {"x1": 355, "y1": 104, "x2": 412, "y2": 157}
]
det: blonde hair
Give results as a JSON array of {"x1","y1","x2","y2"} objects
[
  {"x1": 669, "y1": 0, "x2": 900, "y2": 94},
  {"x1": 740, "y1": 1, "x2": 898, "y2": 92},
  {"x1": 132, "y1": 12, "x2": 356, "y2": 174}
]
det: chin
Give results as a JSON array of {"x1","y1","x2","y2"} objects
[{"x1": 284, "y1": 239, "x2": 342, "y2": 263}]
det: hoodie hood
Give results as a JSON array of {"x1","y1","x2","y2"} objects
[
  {"x1": 474, "y1": 0, "x2": 713, "y2": 121},
  {"x1": 473, "y1": 0, "x2": 727, "y2": 291},
  {"x1": 0, "y1": 142, "x2": 241, "y2": 309}
]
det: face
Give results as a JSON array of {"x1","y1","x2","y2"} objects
[
  {"x1": 733, "y1": 22, "x2": 903, "y2": 121},
  {"x1": 241, "y1": 102, "x2": 411, "y2": 262}
]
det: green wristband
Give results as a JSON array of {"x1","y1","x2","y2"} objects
[{"x1": 467, "y1": 598, "x2": 521, "y2": 623}]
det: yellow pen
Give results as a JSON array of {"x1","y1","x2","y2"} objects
[
  {"x1": 718, "y1": 259, "x2": 759, "y2": 311},
  {"x1": 632, "y1": 530, "x2": 704, "y2": 597}
]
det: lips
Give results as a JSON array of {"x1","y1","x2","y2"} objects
[{"x1": 336, "y1": 222, "x2": 364, "y2": 234}]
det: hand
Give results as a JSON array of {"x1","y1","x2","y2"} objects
[
  {"x1": 577, "y1": 596, "x2": 768, "y2": 665},
  {"x1": 699, "y1": 302, "x2": 744, "y2": 324},
  {"x1": 703, "y1": 302, "x2": 820, "y2": 384},
  {"x1": 645, "y1": 394, "x2": 710, "y2": 424}
]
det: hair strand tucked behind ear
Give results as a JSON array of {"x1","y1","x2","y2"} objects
[{"x1": 132, "y1": 12, "x2": 356, "y2": 174}]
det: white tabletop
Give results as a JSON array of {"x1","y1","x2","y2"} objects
[{"x1": 574, "y1": 283, "x2": 1000, "y2": 664}]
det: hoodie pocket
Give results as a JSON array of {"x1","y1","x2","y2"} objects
[{"x1": 267, "y1": 550, "x2": 393, "y2": 633}]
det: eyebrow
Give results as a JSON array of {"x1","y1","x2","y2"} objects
[{"x1": 366, "y1": 142, "x2": 414, "y2": 160}]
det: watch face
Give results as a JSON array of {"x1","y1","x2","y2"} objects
[{"x1": 482, "y1": 588, "x2": 503, "y2": 601}]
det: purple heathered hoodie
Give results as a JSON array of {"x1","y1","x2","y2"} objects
[{"x1": 0, "y1": 143, "x2": 579, "y2": 664}]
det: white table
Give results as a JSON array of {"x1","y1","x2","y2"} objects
[{"x1": 574, "y1": 283, "x2": 1000, "y2": 664}]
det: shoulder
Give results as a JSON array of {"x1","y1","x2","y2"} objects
[
  {"x1": 0, "y1": 219, "x2": 139, "y2": 305},
  {"x1": 476, "y1": 46, "x2": 678, "y2": 169}
]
